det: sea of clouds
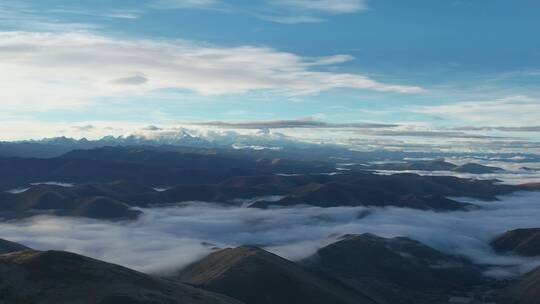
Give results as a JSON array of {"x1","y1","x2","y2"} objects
[{"x1": 1, "y1": 191, "x2": 539, "y2": 278}]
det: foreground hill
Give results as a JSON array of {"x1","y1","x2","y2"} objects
[
  {"x1": 491, "y1": 228, "x2": 540, "y2": 257},
  {"x1": 1, "y1": 235, "x2": 539, "y2": 304},
  {"x1": 302, "y1": 234, "x2": 484, "y2": 304},
  {"x1": 499, "y1": 266, "x2": 540, "y2": 304},
  {"x1": 176, "y1": 246, "x2": 376, "y2": 304},
  {"x1": 0, "y1": 240, "x2": 242, "y2": 304},
  {"x1": 0, "y1": 239, "x2": 30, "y2": 254},
  {"x1": 175, "y1": 234, "x2": 492, "y2": 304}
]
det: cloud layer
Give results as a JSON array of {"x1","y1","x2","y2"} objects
[
  {"x1": 413, "y1": 95, "x2": 540, "y2": 127},
  {"x1": 2, "y1": 191, "x2": 540, "y2": 278},
  {"x1": 272, "y1": 0, "x2": 366, "y2": 14},
  {"x1": 0, "y1": 31, "x2": 423, "y2": 113},
  {"x1": 190, "y1": 119, "x2": 398, "y2": 129}
]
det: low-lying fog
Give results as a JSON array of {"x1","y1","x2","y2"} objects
[{"x1": 1, "y1": 191, "x2": 540, "y2": 278}]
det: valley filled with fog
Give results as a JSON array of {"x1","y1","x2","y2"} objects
[
  {"x1": 1, "y1": 142, "x2": 540, "y2": 304},
  {"x1": 2, "y1": 156, "x2": 539, "y2": 279}
]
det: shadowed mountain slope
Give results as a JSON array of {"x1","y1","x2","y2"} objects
[
  {"x1": 176, "y1": 246, "x2": 377, "y2": 304},
  {"x1": 499, "y1": 266, "x2": 540, "y2": 304},
  {"x1": 0, "y1": 247, "x2": 243, "y2": 304},
  {"x1": 0, "y1": 239, "x2": 30, "y2": 254},
  {"x1": 491, "y1": 228, "x2": 540, "y2": 257},
  {"x1": 301, "y1": 234, "x2": 484, "y2": 304}
]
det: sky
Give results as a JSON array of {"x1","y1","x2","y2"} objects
[{"x1": 1, "y1": 0, "x2": 539, "y2": 151}]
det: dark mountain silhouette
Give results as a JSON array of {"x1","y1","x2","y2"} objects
[
  {"x1": 518, "y1": 182, "x2": 540, "y2": 191},
  {"x1": 491, "y1": 228, "x2": 540, "y2": 257},
  {"x1": 453, "y1": 162, "x2": 503, "y2": 174},
  {"x1": 176, "y1": 246, "x2": 376, "y2": 304},
  {"x1": 0, "y1": 146, "x2": 536, "y2": 221},
  {"x1": 59, "y1": 146, "x2": 335, "y2": 175},
  {"x1": 175, "y1": 234, "x2": 495, "y2": 304},
  {"x1": 301, "y1": 234, "x2": 484, "y2": 304},
  {"x1": 0, "y1": 165, "x2": 527, "y2": 220},
  {"x1": 225, "y1": 173, "x2": 514, "y2": 210},
  {"x1": 0, "y1": 239, "x2": 242, "y2": 304},
  {"x1": 365, "y1": 159, "x2": 503, "y2": 174},
  {"x1": 0, "y1": 146, "x2": 333, "y2": 190},
  {"x1": 0, "y1": 135, "x2": 212, "y2": 158},
  {"x1": 0, "y1": 183, "x2": 141, "y2": 220}
]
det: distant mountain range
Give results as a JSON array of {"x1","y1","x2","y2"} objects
[
  {"x1": 2, "y1": 134, "x2": 540, "y2": 165},
  {"x1": 0, "y1": 146, "x2": 333, "y2": 190},
  {"x1": 363, "y1": 159, "x2": 504, "y2": 174},
  {"x1": 0, "y1": 131, "x2": 311, "y2": 159},
  {"x1": 1, "y1": 146, "x2": 536, "y2": 220}
]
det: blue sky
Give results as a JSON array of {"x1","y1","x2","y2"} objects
[{"x1": 0, "y1": 0, "x2": 539, "y2": 150}]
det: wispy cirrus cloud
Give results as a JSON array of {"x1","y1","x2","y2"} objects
[
  {"x1": 47, "y1": 7, "x2": 143, "y2": 20},
  {"x1": 452, "y1": 126, "x2": 540, "y2": 132},
  {"x1": 412, "y1": 95, "x2": 540, "y2": 127},
  {"x1": 148, "y1": 0, "x2": 221, "y2": 10},
  {"x1": 190, "y1": 118, "x2": 398, "y2": 129},
  {"x1": 148, "y1": 0, "x2": 367, "y2": 23},
  {"x1": 0, "y1": 0, "x2": 143, "y2": 33},
  {"x1": 271, "y1": 0, "x2": 366, "y2": 14},
  {"x1": 0, "y1": 31, "x2": 423, "y2": 113},
  {"x1": 0, "y1": 1, "x2": 99, "y2": 32},
  {"x1": 358, "y1": 130, "x2": 514, "y2": 140}
]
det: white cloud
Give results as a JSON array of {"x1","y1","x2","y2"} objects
[
  {"x1": 0, "y1": 1, "x2": 100, "y2": 32},
  {"x1": 148, "y1": 0, "x2": 221, "y2": 9},
  {"x1": 271, "y1": 0, "x2": 366, "y2": 14},
  {"x1": 147, "y1": 0, "x2": 367, "y2": 23},
  {"x1": 0, "y1": 31, "x2": 423, "y2": 113},
  {"x1": 48, "y1": 8, "x2": 143, "y2": 20},
  {"x1": 190, "y1": 118, "x2": 398, "y2": 129},
  {"x1": 413, "y1": 95, "x2": 540, "y2": 127},
  {"x1": 257, "y1": 14, "x2": 325, "y2": 24}
]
